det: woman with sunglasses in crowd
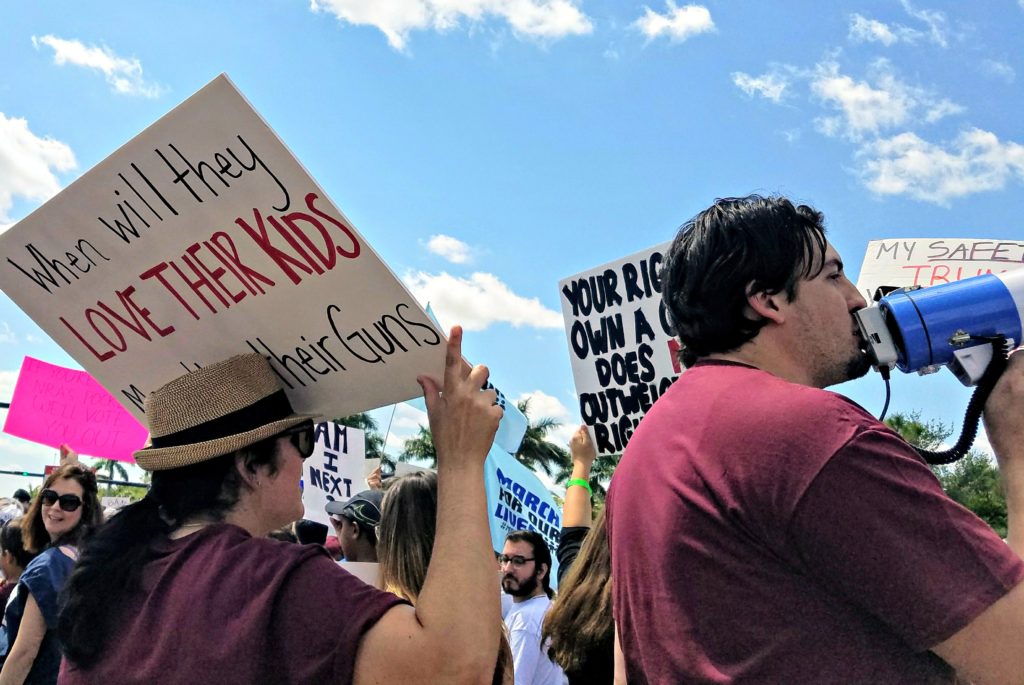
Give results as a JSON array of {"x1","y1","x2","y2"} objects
[
  {"x1": 0, "y1": 464, "x2": 100, "y2": 685},
  {"x1": 58, "y1": 329, "x2": 504, "y2": 684}
]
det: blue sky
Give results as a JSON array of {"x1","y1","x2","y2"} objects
[{"x1": 1, "y1": 0, "x2": 1023, "y2": 493}]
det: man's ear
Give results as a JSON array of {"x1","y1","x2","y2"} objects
[
  {"x1": 746, "y1": 285, "x2": 786, "y2": 325},
  {"x1": 537, "y1": 562, "x2": 550, "y2": 583}
]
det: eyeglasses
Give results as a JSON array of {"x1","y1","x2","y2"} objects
[
  {"x1": 279, "y1": 421, "x2": 315, "y2": 459},
  {"x1": 40, "y1": 489, "x2": 83, "y2": 513},
  {"x1": 497, "y1": 554, "x2": 535, "y2": 568}
]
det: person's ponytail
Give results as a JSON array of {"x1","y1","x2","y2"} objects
[
  {"x1": 59, "y1": 439, "x2": 279, "y2": 668},
  {"x1": 58, "y1": 495, "x2": 168, "y2": 665}
]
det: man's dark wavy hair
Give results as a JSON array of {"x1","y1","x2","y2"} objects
[{"x1": 662, "y1": 194, "x2": 828, "y2": 367}]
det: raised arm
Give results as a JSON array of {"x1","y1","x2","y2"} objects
[
  {"x1": 931, "y1": 349, "x2": 1024, "y2": 685},
  {"x1": 563, "y1": 425, "x2": 597, "y2": 528},
  {"x1": 353, "y1": 326, "x2": 503, "y2": 685}
]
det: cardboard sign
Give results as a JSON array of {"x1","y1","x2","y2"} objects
[
  {"x1": 101, "y1": 496, "x2": 132, "y2": 509},
  {"x1": 0, "y1": 74, "x2": 445, "y2": 423},
  {"x1": 302, "y1": 421, "x2": 366, "y2": 527},
  {"x1": 3, "y1": 356, "x2": 148, "y2": 461},
  {"x1": 856, "y1": 238, "x2": 1024, "y2": 302},
  {"x1": 558, "y1": 242, "x2": 678, "y2": 455},
  {"x1": 484, "y1": 444, "x2": 560, "y2": 587}
]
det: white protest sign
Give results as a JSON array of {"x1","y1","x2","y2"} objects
[
  {"x1": 301, "y1": 421, "x2": 366, "y2": 527},
  {"x1": 394, "y1": 462, "x2": 433, "y2": 477},
  {"x1": 101, "y1": 496, "x2": 132, "y2": 510},
  {"x1": 558, "y1": 242, "x2": 678, "y2": 455},
  {"x1": 339, "y1": 561, "x2": 381, "y2": 588},
  {"x1": 0, "y1": 74, "x2": 445, "y2": 422},
  {"x1": 856, "y1": 238, "x2": 1024, "y2": 302}
]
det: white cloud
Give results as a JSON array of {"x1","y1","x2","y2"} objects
[
  {"x1": 810, "y1": 60, "x2": 962, "y2": 140},
  {"x1": 0, "y1": 370, "x2": 18, "y2": 401},
  {"x1": 858, "y1": 128, "x2": 1024, "y2": 205},
  {"x1": 848, "y1": 13, "x2": 922, "y2": 46},
  {"x1": 516, "y1": 389, "x2": 578, "y2": 446},
  {"x1": 732, "y1": 71, "x2": 788, "y2": 103},
  {"x1": 32, "y1": 35, "x2": 163, "y2": 98},
  {"x1": 898, "y1": 0, "x2": 949, "y2": 48},
  {"x1": 424, "y1": 234, "x2": 472, "y2": 264},
  {"x1": 634, "y1": 2, "x2": 714, "y2": 43},
  {"x1": 404, "y1": 270, "x2": 562, "y2": 331},
  {"x1": 0, "y1": 323, "x2": 17, "y2": 345},
  {"x1": 0, "y1": 112, "x2": 76, "y2": 227},
  {"x1": 779, "y1": 128, "x2": 801, "y2": 143},
  {"x1": 309, "y1": 0, "x2": 593, "y2": 51},
  {"x1": 382, "y1": 403, "x2": 429, "y2": 454},
  {"x1": 981, "y1": 59, "x2": 1015, "y2": 84}
]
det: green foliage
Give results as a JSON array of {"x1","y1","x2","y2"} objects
[
  {"x1": 102, "y1": 485, "x2": 149, "y2": 502},
  {"x1": 90, "y1": 459, "x2": 131, "y2": 494},
  {"x1": 932, "y1": 451, "x2": 1008, "y2": 538},
  {"x1": 885, "y1": 411, "x2": 1007, "y2": 537},
  {"x1": 883, "y1": 411, "x2": 951, "y2": 452},
  {"x1": 400, "y1": 425, "x2": 437, "y2": 467},
  {"x1": 514, "y1": 399, "x2": 570, "y2": 478},
  {"x1": 335, "y1": 412, "x2": 391, "y2": 469}
]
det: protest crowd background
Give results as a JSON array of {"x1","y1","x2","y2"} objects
[{"x1": 1, "y1": 3, "x2": 1024, "y2": 680}]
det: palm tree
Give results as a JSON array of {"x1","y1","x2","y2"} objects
[
  {"x1": 91, "y1": 459, "x2": 130, "y2": 494},
  {"x1": 514, "y1": 399, "x2": 570, "y2": 478},
  {"x1": 400, "y1": 425, "x2": 437, "y2": 467},
  {"x1": 335, "y1": 412, "x2": 390, "y2": 469}
]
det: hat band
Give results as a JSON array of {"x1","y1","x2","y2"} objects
[{"x1": 149, "y1": 390, "x2": 295, "y2": 449}]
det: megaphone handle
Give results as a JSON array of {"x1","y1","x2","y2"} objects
[{"x1": 917, "y1": 336, "x2": 1009, "y2": 465}]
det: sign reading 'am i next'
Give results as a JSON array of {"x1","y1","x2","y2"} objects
[{"x1": 0, "y1": 74, "x2": 445, "y2": 422}]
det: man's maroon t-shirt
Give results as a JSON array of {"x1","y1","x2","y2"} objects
[
  {"x1": 59, "y1": 524, "x2": 404, "y2": 684},
  {"x1": 607, "y1": 360, "x2": 1024, "y2": 684}
]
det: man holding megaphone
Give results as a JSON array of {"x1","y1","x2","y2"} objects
[{"x1": 607, "y1": 194, "x2": 1024, "y2": 685}]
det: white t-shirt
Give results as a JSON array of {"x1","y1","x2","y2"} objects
[{"x1": 503, "y1": 593, "x2": 567, "y2": 685}]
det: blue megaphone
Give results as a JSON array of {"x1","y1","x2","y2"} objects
[{"x1": 855, "y1": 269, "x2": 1024, "y2": 386}]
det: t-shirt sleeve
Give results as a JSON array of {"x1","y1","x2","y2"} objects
[
  {"x1": 556, "y1": 526, "x2": 590, "y2": 586},
  {"x1": 269, "y1": 552, "x2": 406, "y2": 683},
  {"x1": 790, "y1": 427, "x2": 1024, "y2": 650},
  {"x1": 19, "y1": 551, "x2": 68, "y2": 630}
]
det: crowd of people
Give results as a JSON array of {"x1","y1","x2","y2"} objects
[{"x1": 0, "y1": 193, "x2": 1022, "y2": 683}]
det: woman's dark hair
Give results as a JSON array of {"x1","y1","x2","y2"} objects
[
  {"x1": 542, "y1": 508, "x2": 612, "y2": 675},
  {"x1": 1, "y1": 517, "x2": 40, "y2": 569},
  {"x1": 662, "y1": 194, "x2": 828, "y2": 367},
  {"x1": 23, "y1": 463, "x2": 102, "y2": 553},
  {"x1": 505, "y1": 529, "x2": 554, "y2": 599},
  {"x1": 58, "y1": 438, "x2": 280, "y2": 668}
]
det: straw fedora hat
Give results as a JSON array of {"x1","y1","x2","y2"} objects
[{"x1": 134, "y1": 353, "x2": 315, "y2": 471}]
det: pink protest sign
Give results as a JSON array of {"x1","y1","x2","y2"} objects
[{"x1": 3, "y1": 357, "x2": 148, "y2": 462}]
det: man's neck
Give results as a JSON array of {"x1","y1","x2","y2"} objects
[
  {"x1": 513, "y1": 588, "x2": 546, "y2": 604},
  {"x1": 706, "y1": 339, "x2": 815, "y2": 387}
]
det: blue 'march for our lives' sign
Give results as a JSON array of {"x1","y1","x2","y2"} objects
[{"x1": 483, "y1": 445, "x2": 561, "y2": 587}]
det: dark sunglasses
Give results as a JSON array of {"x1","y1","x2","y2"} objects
[
  {"x1": 40, "y1": 489, "x2": 83, "y2": 512},
  {"x1": 278, "y1": 421, "x2": 315, "y2": 459}
]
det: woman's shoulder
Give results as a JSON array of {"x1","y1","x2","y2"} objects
[{"x1": 169, "y1": 524, "x2": 329, "y2": 570}]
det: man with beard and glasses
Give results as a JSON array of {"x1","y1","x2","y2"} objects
[
  {"x1": 607, "y1": 194, "x2": 1024, "y2": 684},
  {"x1": 500, "y1": 530, "x2": 565, "y2": 685}
]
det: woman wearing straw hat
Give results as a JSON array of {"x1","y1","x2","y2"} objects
[{"x1": 58, "y1": 326, "x2": 504, "y2": 684}]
